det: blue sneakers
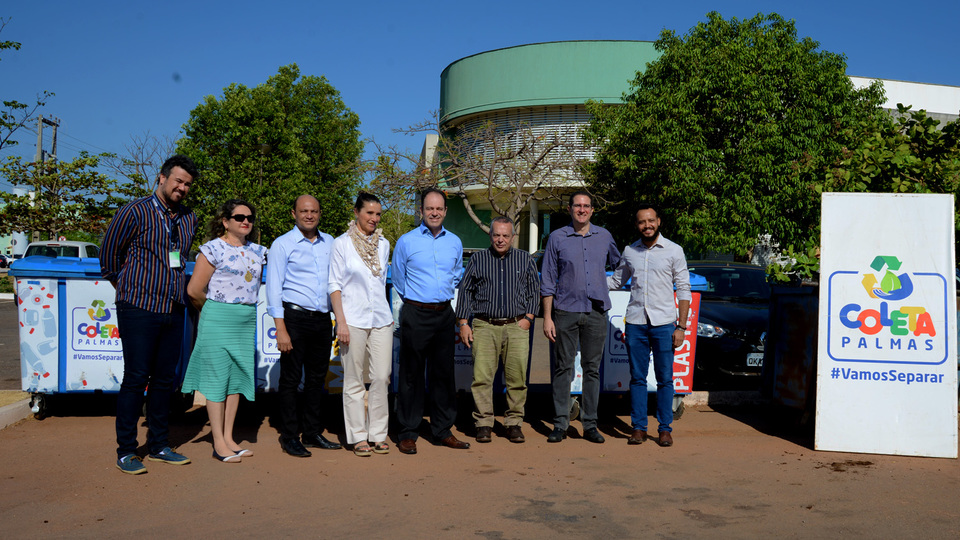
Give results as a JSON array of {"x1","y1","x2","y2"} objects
[
  {"x1": 117, "y1": 454, "x2": 147, "y2": 475},
  {"x1": 146, "y1": 447, "x2": 191, "y2": 465}
]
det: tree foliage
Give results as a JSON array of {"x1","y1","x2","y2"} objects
[
  {"x1": 585, "y1": 11, "x2": 887, "y2": 255},
  {"x1": 0, "y1": 153, "x2": 133, "y2": 239},
  {"x1": 1, "y1": 17, "x2": 53, "y2": 153},
  {"x1": 821, "y1": 105, "x2": 960, "y2": 255},
  {"x1": 176, "y1": 64, "x2": 364, "y2": 245},
  {"x1": 375, "y1": 111, "x2": 588, "y2": 242}
]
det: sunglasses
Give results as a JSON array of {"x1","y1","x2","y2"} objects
[{"x1": 230, "y1": 214, "x2": 256, "y2": 223}]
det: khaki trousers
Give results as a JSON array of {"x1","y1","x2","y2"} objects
[{"x1": 470, "y1": 319, "x2": 529, "y2": 428}]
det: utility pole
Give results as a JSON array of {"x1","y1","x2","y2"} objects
[{"x1": 31, "y1": 115, "x2": 61, "y2": 242}]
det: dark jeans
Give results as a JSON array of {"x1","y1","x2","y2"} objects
[
  {"x1": 277, "y1": 307, "x2": 333, "y2": 440},
  {"x1": 625, "y1": 322, "x2": 675, "y2": 433},
  {"x1": 115, "y1": 301, "x2": 185, "y2": 457},
  {"x1": 551, "y1": 309, "x2": 607, "y2": 431},
  {"x1": 397, "y1": 303, "x2": 456, "y2": 441}
]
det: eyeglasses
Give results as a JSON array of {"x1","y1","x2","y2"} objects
[{"x1": 230, "y1": 214, "x2": 256, "y2": 223}]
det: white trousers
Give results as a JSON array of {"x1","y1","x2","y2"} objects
[{"x1": 341, "y1": 324, "x2": 393, "y2": 444}]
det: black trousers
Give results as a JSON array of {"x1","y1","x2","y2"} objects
[
  {"x1": 277, "y1": 307, "x2": 333, "y2": 440},
  {"x1": 397, "y1": 303, "x2": 457, "y2": 441}
]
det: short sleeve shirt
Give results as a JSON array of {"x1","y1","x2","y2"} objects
[{"x1": 200, "y1": 238, "x2": 268, "y2": 305}]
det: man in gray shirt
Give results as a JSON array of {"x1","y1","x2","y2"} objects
[{"x1": 608, "y1": 204, "x2": 691, "y2": 447}]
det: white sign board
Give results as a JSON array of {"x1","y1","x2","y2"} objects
[{"x1": 817, "y1": 193, "x2": 958, "y2": 458}]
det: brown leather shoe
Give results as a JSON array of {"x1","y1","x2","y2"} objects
[
  {"x1": 627, "y1": 430, "x2": 647, "y2": 445},
  {"x1": 440, "y1": 436, "x2": 471, "y2": 449},
  {"x1": 657, "y1": 430, "x2": 673, "y2": 447},
  {"x1": 397, "y1": 439, "x2": 417, "y2": 455},
  {"x1": 506, "y1": 425, "x2": 525, "y2": 443},
  {"x1": 476, "y1": 426, "x2": 492, "y2": 443}
]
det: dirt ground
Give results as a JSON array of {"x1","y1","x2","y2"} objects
[{"x1": 0, "y1": 393, "x2": 957, "y2": 539}]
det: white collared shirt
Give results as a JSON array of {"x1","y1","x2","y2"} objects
[
  {"x1": 328, "y1": 231, "x2": 393, "y2": 329},
  {"x1": 607, "y1": 234, "x2": 691, "y2": 326}
]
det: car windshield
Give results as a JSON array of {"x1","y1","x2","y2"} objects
[
  {"x1": 688, "y1": 266, "x2": 770, "y2": 301},
  {"x1": 25, "y1": 245, "x2": 81, "y2": 257}
]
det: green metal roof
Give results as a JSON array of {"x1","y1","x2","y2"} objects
[{"x1": 439, "y1": 41, "x2": 659, "y2": 125}]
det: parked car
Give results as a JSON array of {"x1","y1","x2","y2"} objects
[
  {"x1": 0, "y1": 253, "x2": 9, "y2": 268},
  {"x1": 23, "y1": 241, "x2": 100, "y2": 259},
  {"x1": 688, "y1": 261, "x2": 770, "y2": 388}
]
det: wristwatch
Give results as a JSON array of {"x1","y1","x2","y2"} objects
[
  {"x1": 676, "y1": 324, "x2": 687, "y2": 330},
  {"x1": 524, "y1": 315, "x2": 535, "y2": 324}
]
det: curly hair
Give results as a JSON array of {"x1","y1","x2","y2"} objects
[{"x1": 207, "y1": 199, "x2": 258, "y2": 242}]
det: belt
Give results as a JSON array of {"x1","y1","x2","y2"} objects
[
  {"x1": 283, "y1": 302, "x2": 328, "y2": 317},
  {"x1": 474, "y1": 315, "x2": 525, "y2": 326},
  {"x1": 403, "y1": 299, "x2": 451, "y2": 311}
]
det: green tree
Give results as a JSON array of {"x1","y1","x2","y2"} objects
[
  {"x1": 585, "y1": 12, "x2": 886, "y2": 256},
  {"x1": 0, "y1": 153, "x2": 132, "y2": 239},
  {"x1": 1, "y1": 17, "x2": 53, "y2": 152},
  {"x1": 821, "y1": 105, "x2": 960, "y2": 256},
  {"x1": 176, "y1": 64, "x2": 363, "y2": 245}
]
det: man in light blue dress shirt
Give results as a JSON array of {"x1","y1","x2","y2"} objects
[
  {"x1": 266, "y1": 195, "x2": 342, "y2": 457},
  {"x1": 391, "y1": 188, "x2": 471, "y2": 454}
]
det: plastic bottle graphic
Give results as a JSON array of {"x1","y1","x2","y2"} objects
[
  {"x1": 37, "y1": 340, "x2": 56, "y2": 355},
  {"x1": 106, "y1": 368, "x2": 121, "y2": 391},
  {"x1": 24, "y1": 308, "x2": 39, "y2": 326},
  {"x1": 20, "y1": 342, "x2": 48, "y2": 390},
  {"x1": 42, "y1": 309, "x2": 56, "y2": 337}
]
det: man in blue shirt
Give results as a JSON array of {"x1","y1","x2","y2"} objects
[
  {"x1": 541, "y1": 191, "x2": 621, "y2": 444},
  {"x1": 266, "y1": 195, "x2": 342, "y2": 457},
  {"x1": 101, "y1": 154, "x2": 199, "y2": 474},
  {"x1": 392, "y1": 188, "x2": 470, "y2": 454}
]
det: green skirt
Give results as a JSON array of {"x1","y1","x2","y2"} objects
[{"x1": 181, "y1": 300, "x2": 256, "y2": 402}]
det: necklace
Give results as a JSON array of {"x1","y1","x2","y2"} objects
[{"x1": 222, "y1": 237, "x2": 254, "y2": 282}]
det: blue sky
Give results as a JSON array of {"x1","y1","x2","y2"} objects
[{"x1": 2, "y1": 0, "x2": 957, "y2": 190}]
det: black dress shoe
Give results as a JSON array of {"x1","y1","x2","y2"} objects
[
  {"x1": 547, "y1": 427, "x2": 567, "y2": 443},
  {"x1": 280, "y1": 437, "x2": 312, "y2": 458},
  {"x1": 302, "y1": 433, "x2": 342, "y2": 450},
  {"x1": 583, "y1": 427, "x2": 605, "y2": 444},
  {"x1": 476, "y1": 426, "x2": 492, "y2": 443},
  {"x1": 506, "y1": 425, "x2": 525, "y2": 443}
]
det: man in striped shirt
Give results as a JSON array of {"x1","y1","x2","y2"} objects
[
  {"x1": 100, "y1": 155, "x2": 199, "y2": 474},
  {"x1": 456, "y1": 217, "x2": 540, "y2": 444}
]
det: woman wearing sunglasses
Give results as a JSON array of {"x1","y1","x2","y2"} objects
[
  {"x1": 182, "y1": 199, "x2": 267, "y2": 463},
  {"x1": 329, "y1": 192, "x2": 394, "y2": 457}
]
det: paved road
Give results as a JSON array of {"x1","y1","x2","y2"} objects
[{"x1": 0, "y1": 298, "x2": 19, "y2": 390}]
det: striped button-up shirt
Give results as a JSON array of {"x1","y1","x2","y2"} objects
[
  {"x1": 100, "y1": 194, "x2": 198, "y2": 313},
  {"x1": 455, "y1": 247, "x2": 540, "y2": 320}
]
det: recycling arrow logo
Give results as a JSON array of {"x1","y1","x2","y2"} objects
[{"x1": 861, "y1": 255, "x2": 914, "y2": 301}]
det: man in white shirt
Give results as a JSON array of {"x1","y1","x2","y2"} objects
[{"x1": 608, "y1": 204, "x2": 691, "y2": 447}]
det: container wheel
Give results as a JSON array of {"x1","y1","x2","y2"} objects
[{"x1": 672, "y1": 395, "x2": 685, "y2": 421}]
